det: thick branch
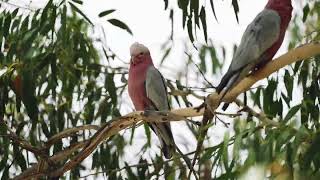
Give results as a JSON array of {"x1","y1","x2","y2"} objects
[
  {"x1": 211, "y1": 43, "x2": 320, "y2": 107},
  {"x1": 46, "y1": 125, "x2": 100, "y2": 147}
]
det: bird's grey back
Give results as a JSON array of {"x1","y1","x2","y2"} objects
[{"x1": 230, "y1": 9, "x2": 281, "y2": 72}]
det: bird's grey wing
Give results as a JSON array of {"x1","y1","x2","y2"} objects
[
  {"x1": 145, "y1": 66, "x2": 170, "y2": 111},
  {"x1": 216, "y1": 9, "x2": 282, "y2": 109},
  {"x1": 230, "y1": 9, "x2": 281, "y2": 71},
  {"x1": 145, "y1": 66, "x2": 175, "y2": 158}
]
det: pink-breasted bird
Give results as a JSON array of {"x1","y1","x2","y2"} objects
[
  {"x1": 216, "y1": 0, "x2": 293, "y2": 110},
  {"x1": 128, "y1": 42, "x2": 175, "y2": 159}
]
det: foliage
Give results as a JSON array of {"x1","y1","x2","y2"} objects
[
  {"x1": 0, "y1": 0, "x2": 319, "y2": 179},
  {"x1": 0, "y1": 0, "x2": 127, "y2": 178}
]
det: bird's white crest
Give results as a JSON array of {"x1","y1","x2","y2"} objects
[{"x1": 130, "y1": 42, "x2": 149, "y2": 56}]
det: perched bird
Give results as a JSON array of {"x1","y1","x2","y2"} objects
[
  {"x1": 128, "y1": 42, "x2": 175, "y2": 159},
  {"x1": 216, "y1": 0, "x2": 293, "y2": 110}
]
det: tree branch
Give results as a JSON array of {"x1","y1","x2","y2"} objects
[
  {"x1": 210, "y1": 43, "x2": 320, "y2": 108},
  {"x1": 45, "y1": 124, "x2": 100, "y2": 147},
  {"x1": 234, "y1": 99, "x2": 279, "y2": 126},
  {"x1": 13, "y1": 140, "x2": 89, "y2": 180},
  {"x1": 13, "y1": 42, "x2": 320, "y2": 179}
]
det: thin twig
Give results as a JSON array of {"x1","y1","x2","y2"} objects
[
  {"x1": 215, "y1": 115, "x2": 230, "y2": 128},
  {"x1": 169, "y1": 89, "x2": 205, "y2": 100},
  {"x1": 188, "y1": 107, "x2": 214, "y2": 179},
  {"x1": 234, "y1": 99, "x2": 279, "y2": 126},
  {"x1": 185, "y1": 52, "x2": 216, "y2": 89}
]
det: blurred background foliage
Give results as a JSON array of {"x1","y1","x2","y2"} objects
[{"x1": 0, "y1": 0, "x2": 319, "y2": 179}]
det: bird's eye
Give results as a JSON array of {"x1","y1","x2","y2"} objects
[{"x1": 139, "y1": 52, "x2": 143, "y2": 55}]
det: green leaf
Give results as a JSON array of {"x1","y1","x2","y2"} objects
[
  {"x1": 302, "y1": 132, "x2": 320, "y2": 170},
  {"x1": 232, "y1": 0, "x2": 239, "y2": 23},
  {"x1": 11, "y1": 8, "x2": 19, "y2": 18},
  {"x1": 199, "y1": 46, "x2": 207, "y2": 73},
  {"x1": 293, "y1": 61, "x2": 302, "y2": 74},
  {"x1": 284, "y1": 104, "x2": 301, "y2": 122},
  {"x1": 191, "y1": 0, "x2": 199, "y2": 28},
  {"x1": 263, "y1": 79, "x2": 278, "y2": 117},
  {"x1": 72, "y1": 0, "x2": 83, "y2": 5},
  {"x1": 95, "y1": 97, "x2": 111, "y2": 123},
  {"x1": 3, "y1": 13, "x2": 11, "y2": 38},
  {"x1": 160, "y1": 47, "x2": 171, "y2": 64},
  {"x1": 281, "y1": 92, "x2": 290, "y2": 108},
  {"x1": 105, "y1": 73, "x2": 117, "y2": 105},
  {"x1": 98, "y1": 9, "x2": 116, "y2": 17},
  {"x1": 13, "y1": 145, "x2": 27, "y2": 171},
  {"x1": 199, "y1": 143, "x2": 221, "y2": 162},
  {"x1": 21, "y1": 69, "x2": 39, "y2": 122},
  {"x1": 125, "y1": 162, "x2": 138, "y2": 180},
  {"x1": 209, "y1": 47, "x2": 220, "y2": 74},
  {"x1": 108, "y1": 19, "x2": 132, "y2": 35},
  {"x1": 164, "y1": 0, "x2": 168, "y2": 10},
  {"x1": 302, "y1": 4, "x2": 310, "y2": 22},
  {"x1": 222, "y1": 132, "x2": 229, "y2": 169},
  {"x1": 11, "y1": 18, "x2": 21, "y2": 33},
  {"x1": 130, "y1": 124, "x2": 136, "y2": 145},
  {"x1": 199, "y1": 6, "x2": 207, "y2": 43},
  {"x1": 144, "y1": 124, "x2": 151, "y2": 147},
  {"x1": 61, "y1": 4, "x2": 67, "y2": 45},
  {"x1": 209, "y1": 0, "x2": 218, "y2": 21},
  {"x1": 284, "y1": 70, "x2": 293, "y2": 100},
  {"x1": 41, "y1": 120, "x2": 50, "y2": 138},
  {"x1": 137, "y1": 158, "x2": 148, "y2": 179},
  {"x1": 233, "y1": 134, "x2": 241, "y2": 161},
  {"x1": 187, "y1": 17, "x2": 194, "y2": 42},
  {"x1": 1, "y1": 166, "x2": 9, "y2": 180},
  {"x1": 68, "y1": 2, "x2": 93, "y2": 25},
  {"x1": 40, "y1": 0, "x2": 52, "y2": 26}
]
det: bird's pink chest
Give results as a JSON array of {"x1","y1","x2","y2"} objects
[{"x1": 128, "y1": 65, "x2": 149, "y2": 111}]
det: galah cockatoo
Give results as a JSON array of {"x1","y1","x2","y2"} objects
[
  {"x1": 128, "y1": 42, "x2": 175, "y2": 159},
  {"x1": 216, "y1": 0, "x2": 293, "y2": 110}
]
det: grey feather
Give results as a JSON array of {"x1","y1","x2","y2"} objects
[
  {"x1": 217, "y1": 9, "x2": 281, "y2": 95},
  {"x1": 145, "y1": 66, "x2": 175, "y2": 159}
]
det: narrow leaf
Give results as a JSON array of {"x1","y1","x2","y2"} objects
[
  {"x1": 164, "y1": 0, "x2": 168, "y2": 10},
  {"x1": 3, "y1": 14, "x2": 11, "y2": 38},
  {"x1": 222, "y1": 132, "x2": 229, "y2": 169},
  {"x1": 11, "y1": 8, "x2": 19, "y2": 18},
  {"x1": 98, "y1": 9, "x2": 116, "y2": 17},
  {"x1": 160, "y1": 47, "x2": 171, "y2": 64},
  {"x1": 187, "y1": 17, "x2": 194, "y2": 42},
  {"x1": 72, "y1": 0, "x2": 83, "y2": 5},
  {"x1": 108, "y1": 18, "x2": 133, "y2": 35},
  {"x1": 284, "y1": 104, "x2": 301, "y2": 122},
  {"x1": 210, "y1": 0, "x2": 218, "y2": 21},
  {"x1": 68, "y1": 2, "x2": 93, "y2": 25},
  {"x1": 144, "y1": 124, "x2": 151, "y2": 147},
  {"x1": 232, "y1": 0, "x2": 239, "y2": 23},
  {"x1": 199, "y1": 6, "x2": 207, "y2": 43},
  {"x1": 302, "y1": 4, "x2": 310, "y2": 22}
]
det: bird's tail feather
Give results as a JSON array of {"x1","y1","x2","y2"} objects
[
  {"x1": 148, "y1": 122, "x2": 175, "y2": 159},
  {"x1": 216, "y1": 70, "x2": 235, "y2": 94},
  {"x1": 217, "y1": 71, "x2": 240, "y2": 110},
  {"x1": 149, "y1": 123, "x2": 198, "y2": 178},
  {"x1": 159, "y1": 137, "x2": 175, "y2": 159}
]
